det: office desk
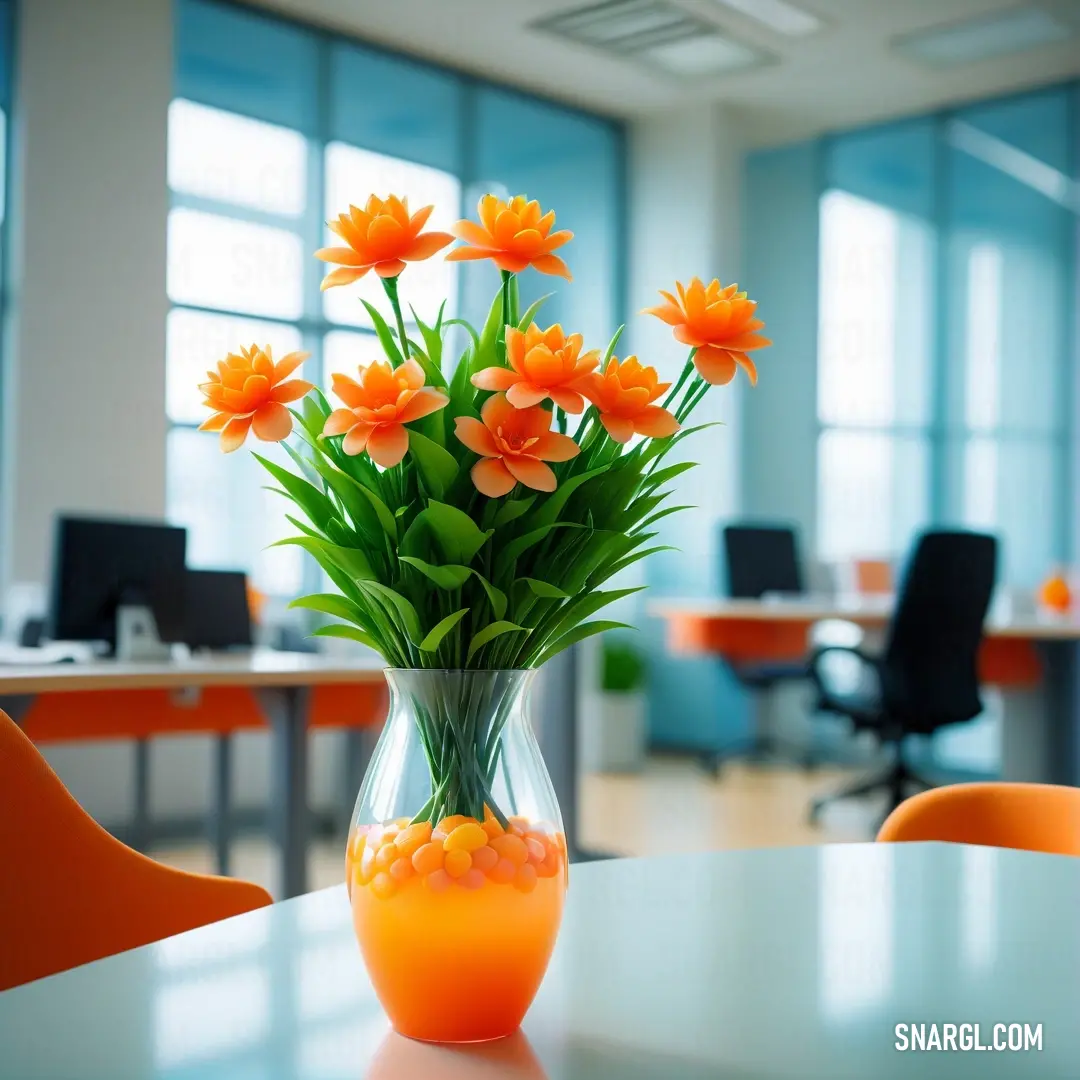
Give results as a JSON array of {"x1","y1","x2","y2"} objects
[
  {"x1": 650, "y1": 598, "x2": 1080, "y2": 784},
  {"x1": 0, "y1": 651, "x2": 387, "y2": 898},
  {"x1": 1, "y1": 842, "x2": 1076, "y2": 1079}
]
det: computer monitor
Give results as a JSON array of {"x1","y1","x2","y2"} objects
[
  {"x1": 49, "y1": 516, "x2": 188, "y2": 654},
  {"x1": 723, "y1": 524, "x2": 804, "y2": 599},
  {"x1": 184, "y1": 570, "x2": 253, "y2": 651}
]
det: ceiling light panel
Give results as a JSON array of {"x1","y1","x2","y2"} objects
[
  {"x1": 533, "y1": 0, "x2": 769, "y2": 75},
  {"x1": 893, "y1": 7, "x2": 1073, "y2": 68},
  {"x1": 707, "y1": 0, "x2": 821, "y2": 37}
]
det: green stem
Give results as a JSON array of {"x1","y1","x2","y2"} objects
[
  {"x1": 663, "y1": 354, "x2": 696, "y2": 408},
  {"x1": 498, "y1": 270, "x2": 513, "y2": 362},
  {"x1": 381, "y1": 276, "x2": 411, "y2": 361}
]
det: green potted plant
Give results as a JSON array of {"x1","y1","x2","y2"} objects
[{"x1": 582, "y1": 635, "x2": 648, "y2": 773}]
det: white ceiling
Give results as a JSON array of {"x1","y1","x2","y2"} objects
[{"x1": 246, "y1": 0, "x2": 1080, "y2": 144}]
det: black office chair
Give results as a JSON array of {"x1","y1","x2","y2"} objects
[
  {"x1": 704, "y1": 524, "x2": 814, "y2": 774},
  {"x1": 807, "y1": 530, "x2": 998, "y2": 826}
]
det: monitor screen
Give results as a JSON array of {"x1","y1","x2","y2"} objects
[
  {"x1": 723, "y1": 525, "x2": 803, "y2": 599},
  {"x1": 49, "y1": 516, "x2": 188, "y2": 649},
  {"x1": 184, "y1": 570, "x2": 253, "y2": 651}
]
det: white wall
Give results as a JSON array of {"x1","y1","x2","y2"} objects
[
  {"x1": 3, "y1": 0, "x2": 344, "y2": 828},
  {"x1": 625, "y1": 103, "x2": 751, "y2": 747}
]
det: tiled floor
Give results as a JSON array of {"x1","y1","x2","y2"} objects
[{"x1": 152, "y1": 756, "x2": 883, "y2": 897}]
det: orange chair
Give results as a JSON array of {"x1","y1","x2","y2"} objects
[
  {"x1": 877, "y1": 782, "x2": 1080, "y2": 856},
  {"x1": 0, "y1": 710, "x2": 272, "y2": 991}
]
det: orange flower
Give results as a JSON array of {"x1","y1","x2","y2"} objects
[
  {"x1": 645, "y1": 277, "x2": 771, "y2": 386},
  {"x1": 579, "y1": 356, "x2": 680, "y2": 444},
  {"x1": 315, "y1": 195, "x2": 453, "y2": 289},
  {"x1": 454, "y1": 394, "x2": 579, "y2": 497},
  {"x1": 199, "y1": 344, "x2": 313, "y2": 453},
  {"x1": 323, "y1": 357, "x2": 448, "y2": 468},
  {"x1": 446, "y1": 194, "x2": 573, "y2": 279},
  {"x1": 471, "y1": 323, "x2": 599, "y2": 413}
]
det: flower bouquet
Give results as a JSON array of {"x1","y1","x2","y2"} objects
[{"x1": 199, "y1": 192, "x2": 768, "y2": 1042}]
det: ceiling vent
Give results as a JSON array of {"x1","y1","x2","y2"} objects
[{"x1": 532, "y1": 0, "x2": 768, "y2": 76}]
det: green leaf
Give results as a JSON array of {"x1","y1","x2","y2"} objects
[
  {"x1": 419, "y1": 608, "x2": 470, "y2": 652},
  {"x1": 532, "y1": 466, "x2": 609, "y2": 528},
  {"x1": 638, "y1": 505, "x2": 693, "y2": 531},
  {"x1": 289, "y1": 593, "x2": 369, "y2": 625},
  {"x1": 354, "y1": 482, "x2": 398, "y2": 541},
  {"x1": 644, "y1": 461, "x2": 698, "y2": 491},
  {"x1": 307, "y1": 454, "x2": 376, "y2": 538},
  {"x1": 522, "y1": 577, "x2": 569, "y2": 599},
  {"x1": 493, "y1": 522, "x2": 583, "y2": 579},
  {"x1": 360, "y1": 299, "x2": 405, "y2": 367},
  {"x1": 467, "y1": 620, "x2": 528, "y2": 663},
  {"x1": 602, "y1": 325, "x2": 625, "y2": 364},
  {"x1": 285, "y1": 513, "x2": 325, "y2": 541},
  {"x1": 253, "y1": 453, "x2": 335, "y2": 533},
  {"x1": 310, "y1": 624, "x2": 380, "y2": 651},
  {"x1": 493, "y1": 495, "x2": 536, "y2": 528},
  {"x1": 301, "y1": 393, "x2": 330, "y2": 436},
  {"x1": 281, "y1": 440, "x2": 320, "y2": 486},
  {"x1": 410, "y1": 304, "x2": 449, "y2": 388},
  {"x1": 517, "y1": 293, "x2": 553, "y2": 330},
  {"x1": 356, "y1": 580, "x2": 423, "y2": 645},
  {"x1": 273, "y1": 536, "x2": 375, "y2": 582},
  {"x1": 408, "y1": 430, "x2": 459, "y2": 499},
  {"x1": 471, "y1": 571, "x2": 508, "y2": 620},
  {"x1": 404, "y1": 500, "x2": 492, "y2": 565},
  {"x1": 533, "y1": 621, "x2": 633, "y2": 667},
  {"x1": 399, "y1": 556, "x2": 471, "y2": 590}
]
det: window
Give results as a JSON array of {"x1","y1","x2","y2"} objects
[
  {"x1": 816, "y1": 188, "x2": 932, "y2": 563},
  {"x1": 169, "y1": 0, "x2": 625, "y2": 597},
  {"x1": 0, "y1": 0, "x2": 13, "y2": 507}
]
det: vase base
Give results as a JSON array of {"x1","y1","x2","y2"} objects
[{"x1": 393, "y1": 1027, "x2": 520, "y2": 1045}]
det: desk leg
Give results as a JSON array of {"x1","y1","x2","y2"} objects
[
  {"x1": 1000, "y1": 642, "x2": 1080, "y2": 785},
  {"x1": 132, "y1": 738, "x2": 151, "y2": 852},
  {"x1": 258, "y1": 686, "x2": 310, "y2": 899},
  {"x1": 211, "y1": 734, "x2": 232, "y2": 877}
]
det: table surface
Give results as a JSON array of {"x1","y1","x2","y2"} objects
[
  {"x1": 648, "y1": 595, "x2": 1080, "y2": 641},
  {"x1": 0, "y1": 648, "x2": 386, "y2": 695},
  {"x1": 1, "y1": 842, "x2": 1076, "y2": 1079}
]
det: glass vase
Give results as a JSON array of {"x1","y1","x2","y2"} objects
[{"x1": 345, "y1": 668, "x2": 567, "y2": 1043}]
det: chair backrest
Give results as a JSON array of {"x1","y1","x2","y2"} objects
[
  {"x1": 880, "y1": 531, "x2": 997, "y2": 731},
  {"x1": 722, "y1": 525, "x2": 803, "y2": 599},
  {"x1": 0, "y1": 711, "x2": 272, "y2": 991},
  {"x1": 878, "y1": 782, "x2": 1080, "y2": 856}
]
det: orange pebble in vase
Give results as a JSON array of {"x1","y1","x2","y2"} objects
[
  {"x1": 1040, "y1": 572, "x2": 1072, "y2": 614},
  {"x1": 347, "y1": 669, "x2": 567, "y2": 1044}
]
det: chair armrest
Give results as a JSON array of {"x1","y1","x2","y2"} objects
[{"x1": 807, "y1": 644, "x2": 883, "y2": 699}]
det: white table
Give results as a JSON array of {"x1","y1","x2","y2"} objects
[
  {"x1": 0, "y1": 650, "x2": 386, "y2": 898},
  {"x1": 0, "y1": 842, "x2": 1075, "y2": 1078}
]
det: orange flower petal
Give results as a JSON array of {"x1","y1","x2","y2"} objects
[
  {"x1": 673, "y1": 324, "x2": 707, "y2": 349},
  {"x1": 503, "y1": 455, "x2": 556, "y2": 492},
  {"x1": 373, "y1": 259, "x2": 407, "y2": 279},
  {"x1": 548, "y1": 387, "x2": 586, "y2": 414},
  {"x1": 367, "y1": 423, "x2": 409, "y2": 468},
  {"x1": 600, "y1": 414, "x2": 635, "y2": 443},
  {"x1": 471, "y1": 367, "x2": 519, "y2": 392},
  {"x1": 445, "y1": 247, "x2": 496, "y2": 263},
  {"x1": 332, "y1": 373, "x2": 366, "y2": 410},
  {"x1": 733, "y1": 352, "x2": 758, "y2": 386},
  {"x1": 198, "y1": 412, "x2": 228, "y2": 433},
  {"x1": 454, "y1": 416, "x2": 499, "y2": 457},
  {"x1": 506, "y1": 382, "x2": 549, "y2": 409},
  {"x1": 529, "y1": 253, "x2": 572, "y2": 280},
  {"x1": 633, "y1": 406, "x2": 680, "y2": 439},
  {"x1": 531, "y1": 431, "x2": 580, "y2": 462},
  {"x1": 271, "y1": 379, "x2": 314, "y2": 404},
  {"x1": 451, "y1": 219, "x2": 496, "y2": 249},
  {"x1": 402, "y1": 231, "x2": 454, "y2": 261},
  {"x1": 252, "y1": 401, "x2": 292, "y2": 442},
  {"x1": 220, "y1": 415, "x2": 252, "y2": 453},
  {"x1": 323, "y1": 409, "x2": 358, "y2": 437},
  {"x1": 490, "y1": 252, "x2": 532, "y2": 274},
  {"x1": 398, "y1": 387, "x2": 449, "y2": 424},
  {"x1": 480, "y1": 392, "x2": 516, "y2": 432},
  {"x1": 692, "y1": 345, "x2": 738, "y2": 386},
  {"x1": 274, "y1": 351, "x2": 309, "y2": 381},
  {"x1": 471, "y1": 457, "x2": 516, "y2": 498},
  {"x1": 321, "y1": 266, "x2": 367, "y2": 291},
  {"x1": 314, "y1": 246, "x2": 366, "y2": 266},
  {"x1": 342, "y1": 422, "x2": 374, "y2": 457}
]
